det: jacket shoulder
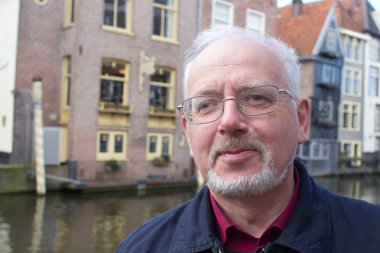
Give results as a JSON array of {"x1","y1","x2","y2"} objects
[
  {"x1": 115, "y1": 199, "x2": 190, "y2": 252},
  {"x1": 320, "y1": 187, "x2": 380, "y2": 235},
  {"x1": 115, "y1": 187, "x2": 211, "y2": 253}
]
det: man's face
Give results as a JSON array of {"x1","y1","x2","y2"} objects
[{"x1": 182, "y1": 36, "x2": 309, "y2": 196}]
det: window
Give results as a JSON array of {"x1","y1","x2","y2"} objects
[
  {"x1": 100, "y1": 59, "x2": 129, "y2": 106},
  {"x1": 344, "y1": 69, "x2": 351, "y2": 93},
  {"x1": 345, "y1": 37, "x2": 362, "y2": 62},
  {"x1": 345, "y1": 37, "x2": 352, "y2": 59},
  {"x1": 60, "y1": 56, "x2": 71, "y2": 124},
  {"x1": 341, "y1": 103, "x2": 360, "y2": 131},
  {"x1": 97, "y1": 131, "x2": 127, "y2": 161},
  {"x1": 375, "y1": 105, "x2": 380, "y2": 132},
  {"x1": 246, "y1": 9, "x2": 265, "y2": 35},
  {"x1": 369, "y1": 66, "x2": 379, "y2": 97},
  {"x1": 149, "y1": 68, "x2": 175, "y2": 112},
  {"x1": 297, "y1": 140, "x2": 329, "y2": 160},
  {"x1": 370, "y1": 39, "x2": 380, "y2": 62},
  {"x1": 343, "y1": 67, "x2": 361, "y2": 95},
  {"x1": 152, "y1": 0, "x2": 178, "y2": 41},
  {"x1": 103, "y1": 0, "x2": 133, "y2": 32},
  {"x1": 341, "y1": 141, "x2": 361, "y2": 166},
  {"x1": 318, "y1": 100, "x2": 334, "y2": 123},
  {"x1": 212, "y1": 0, "x2": 234, "y2": 27},
  {"x1": 146, "y1": 133, "x2": 173, "y2": 161},
  {"x1": 326, "y1": 28, "x2": 337, "y2": 52},
  {"x1": 64, "y1": 0, "x2": 75, "y2": 27},
  {"x1": 322, "y1": 64, "x2": 338, "y2": 84}
]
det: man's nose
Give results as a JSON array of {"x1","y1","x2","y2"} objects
[{"x1": 218, "y1": 99, "x2": 248, "y2": 136}]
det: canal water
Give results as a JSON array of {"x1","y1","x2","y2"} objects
[{"x1": 1, "y1": 175, "x2": 379, "y2": 253}]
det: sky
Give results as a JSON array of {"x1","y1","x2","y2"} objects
[{"x1": 277, "y1": 0, "x2": 380, "y2": 11}]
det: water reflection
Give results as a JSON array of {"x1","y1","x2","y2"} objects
[
  {"x1": 0, "y1": 175, "x2": 379, "y2": 253},
  {"x1": 0, "y1": 190, "x2": 196, "y2": 253},
  {"x1": 314, "y1": 174, "x2": 380, "y2": 204}
]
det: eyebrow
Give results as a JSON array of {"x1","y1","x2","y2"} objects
[{"x1": 192, "y1": 89, "x2": 222, "y2": 97}]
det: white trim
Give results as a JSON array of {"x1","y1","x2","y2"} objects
[
  {"x1": 245, "y1": 9, "x2": 265, "y2": 35},
  {"x1": 212, "y1": 0, "x2": 234, "y2": 27}
]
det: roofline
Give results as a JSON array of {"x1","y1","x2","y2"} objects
[{"x1": 340, "y1": 28, "x2": 371, "y2": 40}]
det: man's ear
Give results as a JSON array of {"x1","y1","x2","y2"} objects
[
  {"x1": 297, "y1": 98, "x2": 310, "y2": 144},
  {"x1": 181, "y1": 116, "x2": 194, "y2": 157}
]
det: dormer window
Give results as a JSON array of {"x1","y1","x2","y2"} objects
[{"x1": 326, "y1": 28, "x2": 337, "y2": 52}]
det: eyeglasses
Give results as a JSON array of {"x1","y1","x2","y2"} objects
[{"x1": 177, "y1": 85, "x2": 295, "y2": 124}]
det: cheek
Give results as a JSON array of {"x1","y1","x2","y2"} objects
[{"x1": 187, "y1": 126, "x2": 215, "y2": 164}]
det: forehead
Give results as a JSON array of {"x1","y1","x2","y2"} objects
[{"x1": 187, "y1": 36, "x2": 285, "y2": 96}]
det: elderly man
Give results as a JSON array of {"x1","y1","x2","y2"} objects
[{"x1": 116, "y1": 27, "x2": 380, "y2": 253}]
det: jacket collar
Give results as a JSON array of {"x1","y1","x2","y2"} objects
[{"x1": 169, "y1": 159, "x2": 331, "y2": 253}]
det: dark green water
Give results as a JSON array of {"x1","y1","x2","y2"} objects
[{"x1": 0, "y1": 175, "x2": 379, "y2": 253}]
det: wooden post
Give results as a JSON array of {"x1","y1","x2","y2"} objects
[{"x1": 33, "y1": 76, "x2": 46, "y2": 195}]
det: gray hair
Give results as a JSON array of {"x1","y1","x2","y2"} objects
[{"x1": 182, "y1": 26, "x2": 300, "y2": 99}]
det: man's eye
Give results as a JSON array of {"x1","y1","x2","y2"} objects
[{"x1": 196, "y1": 99, "x2": 218, "y2": 113}]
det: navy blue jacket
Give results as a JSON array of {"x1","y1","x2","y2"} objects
[{"x1": 116, "y1": 160, "x2": 380, "y2": 253}]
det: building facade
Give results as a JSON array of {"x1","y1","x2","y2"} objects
[
  {"x1": 278, "y1": 0, "x2": 344, "y2": 175},
  {"x1": 4, "y1": 0, "x2": 279, "y2": 184},
  {"x1": 10, "y1": 0, "x2": 199, "y2": 182}
]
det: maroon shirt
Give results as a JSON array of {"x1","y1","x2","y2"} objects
[{"x1": 210, "y1": 167, "x2": 300, "y2": 252}]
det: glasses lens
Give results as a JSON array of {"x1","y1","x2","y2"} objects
[
  {"x1": 183, "y1": 96, "x2": 222, "y2": 124},
  {"x1": 238, "y1": 86, "x2": 279, "y2": 116}
]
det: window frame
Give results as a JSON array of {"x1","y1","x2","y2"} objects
[
  {"x1": 340, "y1": 141, "x2": 362, "y2": 166},
  {"x1": 149, "y1": 67, "x2": 176, "y2": 113},
  {"x1": 340, "y1": 102, "x2": 361, "y2": 131},
  {"x1": 375, "y1": 104, "x2": 380, "y2": 132},
  {"x1": 212, "y1": 0, "x2": 234, "y2": 27},
  {"x1": 60, "y1": 55, "x2": 71, "y2": 124},
  {"x1": 297, "y1": 140, "x2": 330, "y2": 160},
  {"x1": 146, "y1": 133, "x2": 173, "y2": 161},
  {"x1": 97, "y1": 131, "x2": 128, "y2": 161},
  {"x1": 342, "y1": 66, "x2": 361, "y2": 96},
  {"x1": 369, "y1": 66, "x2": 379, "y2": 97},
  {"x1": 102, "y1": 0, "x2": 133, "y2": 34},
  {"x1": 64, "y1": 0, "x2": 75, "y2": 27},
  {"x1": 100, "y1": 59, "x2": 130, "y2": 107},
  {"x1": 245, "y1": 9, "x2": 265, "y2": 35},
  {"x1": 152, "y1": 0, "x2": 178, "y2": 43}
]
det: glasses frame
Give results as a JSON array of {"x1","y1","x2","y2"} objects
[{"x1": 177, "y1": 85, "x2": 296, "y2": 124}]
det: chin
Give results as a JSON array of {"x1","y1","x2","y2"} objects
[{"x1": 207, "y1": 164, "x2": 288, "y2": 197}]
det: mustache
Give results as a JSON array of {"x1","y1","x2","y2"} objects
[{"x1": 208, "y1": 136, "x2": 268, "y2": 168}]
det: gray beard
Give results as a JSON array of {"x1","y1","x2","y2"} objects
[{"x1": 206, "y1": 136, "x2": 291, "y2": 197}]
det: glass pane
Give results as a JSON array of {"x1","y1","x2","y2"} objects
[
  {"x1": 153, "y1": 7, "x2": 161, "y2": 35},
  {"x1": 101, "y1": 60, "x2": 126, "y2": 78},
  {"x1": 71, "y1": 0, "x2": 75, "y2": 23},
  {"x1": 215, "y1": 2, "x2": 230, "y2": 21},
  {"x1": 149, "y1": 86, "x2": 168, "y2": 109},
  {"x1": 375, "y1": 105, "x2": 380, "y2": 132},
  {"x1": 164, "y1": 9, "x2": 173, "y2": 37},
  {"x1": 149, "y1": 136, "x2": 157, "y2": 153},
  {"x1": 100, "y1": 80, "x2": 124, "y2": 103},
  {"x1": 162, "y1": 136, "x2": 169, "y2": 156},
  {"x1": 151, "y1": 70, "x2": 170, "y2": 83},
  {"x1": 100, "y1": 134, "x2": 109, "y2": 153},
  {"x1": 104, "y1": 0, "x2": 115, "y2": 26},
  {"x1": 369, "y1": 67, "x2": 379, "y2": 96},
  {"x1": 116, "y1": 0, "x2": 126, "y2": 28},
  {"x1": 66, "y1": 77, "x2": 71, "y2": 106},
  {"x1": 114, "y1": 135, "x2": 123, "y2": 153}
]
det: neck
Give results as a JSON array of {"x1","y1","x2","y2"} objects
[{"x1": 210, "y1": 166, "x2": 295, "y2": 237}]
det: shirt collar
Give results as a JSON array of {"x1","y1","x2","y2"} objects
[{"x1": 210, "y1": 166, "x2": 300, "y2": 245}]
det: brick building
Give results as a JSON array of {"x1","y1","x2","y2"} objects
[{"x1": 1, "y1": 0, "x2": 281, "y2": 185}]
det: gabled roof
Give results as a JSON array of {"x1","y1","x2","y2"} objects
[
  {"x1": 335, "y1": 0, "x2": 380, "y2": 37},
  {"x1": 277, "y1": 0, "x2": 334, "y2": 56}
]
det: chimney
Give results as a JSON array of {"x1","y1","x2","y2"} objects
[{"x1": 292, "y1": 0, "x2": 303, "y2": 16}]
